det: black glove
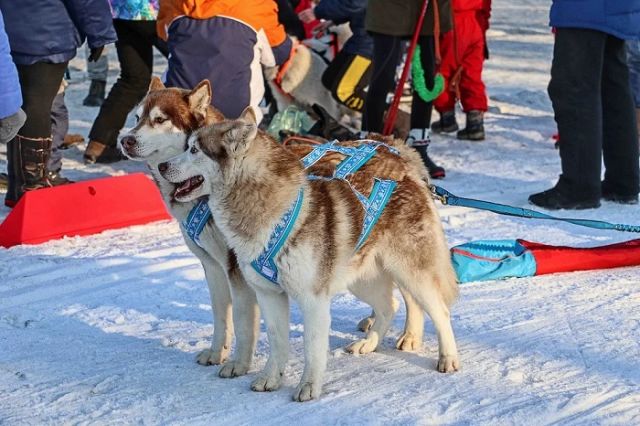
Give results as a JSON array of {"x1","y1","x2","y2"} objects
[{"x1": 88, "y1": 46, "x2": 104, "y2": 62}]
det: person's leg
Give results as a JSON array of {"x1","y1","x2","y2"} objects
[
  {"x1": 6, "y1": 61, "x2": 67, "y2": 206},
  {"x1": 626, "y1": 41, "x2": 640, "y2": 140},
  {"x1": 83, "y1": 44, "x2": 109, "y2": 107},
  {"x1": 49, "y1": 90, "x2": 67, "y2": 173},
  {"x1": 601, "y1": 35, "x2": 639, "y2": 203},
  {"x1": 457, "y1": 13, "x2": 487, "y2": 141},
  {"x1": 322, "y1": 50, "x2": 372, "y2": 112},
  {"x1": 432, "y1": 30, "x2": 458, "y2": 132},
  {"x1": 86, "y1": 20, "x2": 156, "y2": 163},
  {"x1": 408, "y1": 36, "x2": 445, "y2": 179},
  {"x1": 529, "y1": 28, "x2": 604, "y2": 209},
  {"x1": 362, "y1": 33, "x2": 403, "y2": 133}
]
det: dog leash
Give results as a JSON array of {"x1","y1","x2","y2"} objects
[{"x1": 430, "y1": 185, "x2": 640, "y2": 233}]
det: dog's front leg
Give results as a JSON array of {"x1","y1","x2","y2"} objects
[
  {"x1": 219, "y1": 271, "x2": 260, "y2": 378},
  {"x1": 293, "y1": 296, "x2": 331, "y2": 402},
  {"x1": 250, "y1": 287, "x2": 289, "y2": 393},
  {"x1": 197, "y1": 260, "x2": 233, "y2": 366}
]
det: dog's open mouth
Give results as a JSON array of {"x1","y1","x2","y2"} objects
[{"x1": 173, "y1": 175, "x2": 204, "y2": 199}]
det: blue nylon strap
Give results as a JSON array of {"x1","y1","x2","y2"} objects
[
  {"x1": 431, "y1": 185, "x2": 640, "y2": 233},
  {"x1": 356, "y1": 178, "x2": 397, "y2": 250},
  {"x1": 183, "y1": 197, "x2": 212, "y2": 248},
  {"x1": 251, "y1": 189, "x2": 304, "y2": 284}
]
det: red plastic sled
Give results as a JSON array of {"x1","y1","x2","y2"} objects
[{"x1": 0, "y1": 173, "x2": 171, "y2": 248}]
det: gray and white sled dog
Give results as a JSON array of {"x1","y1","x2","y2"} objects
[{"x1": 158, "y1": 107, "x2": 460, "y2": 401}]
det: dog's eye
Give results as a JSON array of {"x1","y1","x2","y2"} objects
[
  {"x1": 190, "y1": 146, "x2": 199, "y2": 154},
  {"x1": 135, "y1": 114, "x2": 140, "y2": 123},
  {"x1": 154, "y1": 117, "x2": 167, "y2": 124}
]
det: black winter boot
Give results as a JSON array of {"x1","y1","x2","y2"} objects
[
  {"x1": 83, "y1": 80, "x2": 106, "y2": 107},
  {"x1": 431, "y1": 110, "x2": 459, "y2": 134},
  {"x1": 457, "y1": 110, "x2": 485, "y2": 141},
  {"x1": 307, "y1": 104, "x2": 356, "y2": 141},
  {"x1": 5, "y1": 135, "x2": 53, "y2": 207},
  {"x1": 406, "y1": 129, "x2": 445, "y2": 179},
  {"x1": 47, "y1": 169, "x2": 74, "y2": 186}
]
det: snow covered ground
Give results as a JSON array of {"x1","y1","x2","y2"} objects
[{"x1": 1, "y1": 1, "x2": 639, "y2": 424}]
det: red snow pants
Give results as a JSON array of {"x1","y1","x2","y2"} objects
[{"x1": 434, "y1": 10, "x2": 488, "y2": 113}]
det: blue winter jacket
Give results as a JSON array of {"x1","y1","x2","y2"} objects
[
  {"x1": 0, "y1": 10, "x2": 21, "y2": 119},
  {"x1": 550, "y1": 0, "x2": 640, "y2": 40},
  {"x1": 314, "y1": 0, "x2": 373, "y2": 58},
  {"x1": 0, "y1": 0, "x2": 117, "y2": 65}
]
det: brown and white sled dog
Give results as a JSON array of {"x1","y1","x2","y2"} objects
[
  {"x1": 118, "y1": 77, "x2": 260, "y2": 378},
  {"x1": 159, "y1": 107, "x2": 460, "y2": 401}
]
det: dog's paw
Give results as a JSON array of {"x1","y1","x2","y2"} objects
[
  {"x1": 345, "y1": 337, "x2": 378, "y2": 355},
  {"x1": 395, "y1": 332, "x2": 423, "y2": 352},
  {"x1": 292, "y1": 381, "x2": 321, "y2": 402},
  {"x1": 196, "y1": 348, "x2": 229, "y2": 366},
  {"x1": 356, "y1": 316, "x2": 374, "y2": 333},
  {"x1": 250, "y1": 373, "x2": 282, "y2": 392},
  {"x1": 437, "y1": 354, "x2": 460, "y2": 373},
  {"x1": 218, "y1": 360, "x2": 250, "y2": 378}
]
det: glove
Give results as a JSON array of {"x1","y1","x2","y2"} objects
[{"x1": 88, "y1": 46, "x2": 104, "y2": 62}]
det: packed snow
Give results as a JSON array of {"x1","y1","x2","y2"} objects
[{"x1": 1, "y1": 1, "x2": 639, "y2": 424}]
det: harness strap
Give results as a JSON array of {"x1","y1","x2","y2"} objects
[
  {"x1": 430, "y1": 185, "x2": 640, "y2": 233},
  {"x1": 183, "y1": 197, "x2": 212, "y2": 248},
  {"x1": 251, "y1": 189, "x2": 304, "y2": 284},
  {"x1": 356, "y1": 178, "x2": 397, "y2": 250}
]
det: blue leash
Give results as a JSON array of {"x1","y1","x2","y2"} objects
[{"x1": 430, "y1": 185, "x2": 640, "y2": 233}]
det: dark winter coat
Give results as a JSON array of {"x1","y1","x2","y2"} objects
[
  {"x1": 550, "y1": 0, "x2": 640, "y2": 41},
  {"x1": 314, "y1": 0, "x2": 373, "y2": 58},
  {"x1": 366, "y1": 0, "x2": 453, "y2": 37},
  {"x1": 0, "y1": 0, "x2": 117, "y2": 65},
  {"x1": 0, "y1": 10, "x2": 21, "y2": 119}
]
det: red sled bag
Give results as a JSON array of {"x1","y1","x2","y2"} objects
[{"x1": 451, "y1": 239, "x2": 640, "y2": 283}]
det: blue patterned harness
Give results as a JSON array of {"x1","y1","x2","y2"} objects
[
  {"x1": 251, "y1": 140, "x2": 399, "y2": 284},
  {"x1": 183, "y1": 140, "x2": 400, "y2": 285}
]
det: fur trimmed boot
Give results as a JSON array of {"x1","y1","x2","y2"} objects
[{"x1": 5, "y1": 135, "x2": 53, "y2": 207}]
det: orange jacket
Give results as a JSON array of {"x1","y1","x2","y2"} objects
[{"x1": 157, "y1": 0, "x2": 287, "y2": 46}]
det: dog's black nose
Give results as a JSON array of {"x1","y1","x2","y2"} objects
[
  {"x1": 121, "y1": 135, "x2": 137, "y2": 149},
  {"x1": 158, "y1": 162, "x2": 169, "y2": 173}
]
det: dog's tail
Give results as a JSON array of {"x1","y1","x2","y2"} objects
[{"x1": 439, "y1": 255, "x2": 460, "y2": 307}]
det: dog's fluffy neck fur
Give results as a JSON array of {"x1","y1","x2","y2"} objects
[{"x1": 208, "y1": 132, "x2": 307, "y2": 260}]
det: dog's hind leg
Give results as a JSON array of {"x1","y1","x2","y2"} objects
[
  {"x1": 346, "y1": 276, "x2": 396, "y2": 355},
  {"x1": 197, "y1": 259, "x2": 233, "y2": 366},
  {"x1": 396, "y1": 288, "x2": 425, "y2": 352},
  {"x1": 293, "y1": 295, "x2": 331, "y2": 402},
  {"x1": 250, "y1": 287, "x2": 290, "y2": 393},
  {"x1": 219, "y1": 268, "x2": 260, "y2": 378},
  {"x1": 389, "y1": 266, "x2": 459, "y2": 373}
]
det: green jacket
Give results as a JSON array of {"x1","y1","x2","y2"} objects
[{"x1": 366, "y1": 0, "x2": 452, "y2": 37}]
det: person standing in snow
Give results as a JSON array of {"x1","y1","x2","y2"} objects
[
  {"x1": 431, "y1": 0, "x2": 491, "y2": 141},
  {"x1": 158, "y1": 0, "x2": 293, "y2": 124},
  {"x1": 627, "y1": 40, "x2": 640, "y2": 142},
  {"x1": 0, "y1": 0, "x2": 116, "y2": 207},
  {"x1": 529, "y1": 2, "x2": 640, "y2": 210},
  {"x1": 85, "y1": 0, "x2": 168, "y2": 164},
  {"x1": 298, "y1": 0, "x2": 373, "y2": 112},
  {"x1": 362, "y1": 0, "x2": 453, "y2": 179}
]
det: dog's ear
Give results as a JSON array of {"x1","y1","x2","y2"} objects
[
  {"x1": 188, "y1": 80, "x2": 212, "y2": 117},
  {"x1": 149, "y1": 76, "x2": 166, "y2": 92},
  {"x1": 222, "y1": 107, "x2": 258, "y2": 152}
]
